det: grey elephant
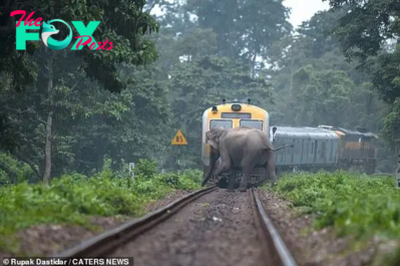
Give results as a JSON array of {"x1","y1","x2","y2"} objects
[{"x1": 201, "y1": 126, "x2": 291, "y2": 192}]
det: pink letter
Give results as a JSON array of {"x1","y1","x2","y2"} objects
[
  {"x1": 96, "y1": 41, "x2": 102, "y2": 50},
  {"x1": 33, "y1": 17, "x2": 42, "y2": 27},
  {"x1": 24, "y1": 11, "x2": 35, "y2": 26},
  {"x1": 89, "y1": 42, "x2": 96, "y2": 50},
  {"x1": 101, "y1": 39, "x2": 109, "y2": 50},
  {"x1": 75, "y1": 35, "x2": 93, "y2": 49},
  {"x1": 10, "y1": 10, "x2": 26, "y2": 27},
  {"x1": 107, "y1": 42, "x2": 114, "y2": 50}
]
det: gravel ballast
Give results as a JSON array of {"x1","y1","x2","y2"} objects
[{"x1": 111, "y1": 189, "x2": 273, "y2": 266}]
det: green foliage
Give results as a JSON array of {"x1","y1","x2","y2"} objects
[
  {"x1": 382, "y1": 98, "x2": 400, "y2": 147},
  {"x1": 0, "y1": 153, "x2": 36, "y2": 184},
  {"x1": 180, "y1": 169, "x2": 203, "y2": 184},
  {"x1": 133, "y1": 159, "x2": 158, "y2": 179},
  {"x1": 291, "y1": 66, "x2": 352, "y2": 126},
  {"x1": 272, "y1": 171, "x2": 400, "y2": 240},
  {"x1": 0, "y1": 160, "x2": 201, "y2": 251},
  {"x1": 154, "y1": 169, "x2": 203, "y2": 191},
  {"x1": 185, "y1": 0, "x2": 292, "y2": 67}
]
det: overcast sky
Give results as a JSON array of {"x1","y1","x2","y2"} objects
[
  {"x1": 284, "y1": 0, "x2": 330, "y2": 27},
  {"x1": 151, "y1": 0, "x2": 330, "y2": 29}
]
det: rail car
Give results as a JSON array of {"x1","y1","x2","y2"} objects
[
  {"x1": 272, "y1": 125, "x2": 378, "y2": 174},
  {"x1": 201, "y1": 99, "x2": 379, "y2": 188},
  {"x1": 318, "y1": 125, "x2": 378, "y2": 174},
  {"x1": 272, "y1": 126, "x2": 340, "y2": 172}
]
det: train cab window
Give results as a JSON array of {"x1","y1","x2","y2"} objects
[
  {"x1": 210, "y1": 119, "x2": 233, "y2": 129},
  {"x1": 240, "y1": 119, "x2": 263, "y2": 130}
]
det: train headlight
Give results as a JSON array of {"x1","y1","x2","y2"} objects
[
  {"x1": 231, "y1": 104, "x2": 241, "y2": 111},
  {"x1": 212, "y1": 106, "x2": 218, "y2": 113}
]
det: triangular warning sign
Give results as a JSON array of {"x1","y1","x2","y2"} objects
[{"x1": 171, "y1": 130, "x2": 188, "y2": 145}]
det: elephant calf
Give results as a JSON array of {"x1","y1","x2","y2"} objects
[{"x1": 202, "y1": 126, "x2": 279, "y2": 192}]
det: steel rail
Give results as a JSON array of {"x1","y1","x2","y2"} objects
[
  {"x1": 53, "y1": 186, "x2": 218, "y2": 259},
  {"x1": 251, "y1": 189, "x2": 298, "y2": 266}
]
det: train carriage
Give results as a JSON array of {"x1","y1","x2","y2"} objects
[
  {"x1": 272, "y1": 126, "x2": 340, "y2": 173},
  {"x1": 273, "y1": 125, "x2": 378, "y2": 174}
]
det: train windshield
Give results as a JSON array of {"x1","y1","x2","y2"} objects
[
  {"x1": 240, "y1": 119, "x2": 263, "y2": 130},
  {"x1": 210, "y1": 119, "x2": 232, "y2": 129}
]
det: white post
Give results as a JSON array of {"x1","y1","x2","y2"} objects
[
  {"x1": 129, "y1": 162, "x2": 135, "y2": 178},
  {"x1": 396, "y1": 140, "x2": 400, "y2": 188}
]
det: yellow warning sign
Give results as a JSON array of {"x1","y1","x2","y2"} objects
[{"x1": 171, "y1": 130, "x2": 188, "y2": 145}]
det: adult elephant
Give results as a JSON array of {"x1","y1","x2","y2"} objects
[{"x1": 201, "y1": 127, "x2": 290, "y2": 192}]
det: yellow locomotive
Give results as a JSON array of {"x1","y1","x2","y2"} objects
[{"x1": 201, "y1": 99, "x2": 272, "y2": 187}]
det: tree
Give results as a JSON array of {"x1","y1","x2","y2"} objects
[
  {"x1": 185, "y1": 0, "x2": 292, "y2": 72},
  {"x1": 290, "y1": 65, "x2": 352, "y2": 127}
]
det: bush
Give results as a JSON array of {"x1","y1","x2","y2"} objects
[
  {"x1": 133, "y1": 159, "x2": 157, "y2": 179},
  {"x1": 180, "y1": 169, "x2": 203, "y2": 184},
  {"x1": 0, "y1": 153, "x2": 37, "y2": 184}
]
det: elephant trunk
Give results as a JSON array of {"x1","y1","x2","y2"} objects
[{"x1": 202, "y1": 148, "x2": 219, "y2": 186}]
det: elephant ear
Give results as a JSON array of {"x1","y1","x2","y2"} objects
[{"x1": 206, "y1": 131, "x2": 218, "y2": 150}]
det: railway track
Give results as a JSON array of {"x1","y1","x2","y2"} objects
[
  {"x1": 251, "y1": 189, "x2": 297, "y2": 266},
  {"x1": 53, "y1": 186, "x2": 297, "y2": 266}
]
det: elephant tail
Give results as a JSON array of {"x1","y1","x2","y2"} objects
[{"x1": 272, "y1": 144, "x2": 294, "y2": 151}]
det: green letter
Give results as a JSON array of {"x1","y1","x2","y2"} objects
[
  {"x1": 71, "y1": 21, "x2": 100, "y2": 50},
  {"x1": 16, "y1": 21, "x2": 40, "y2": 50}
]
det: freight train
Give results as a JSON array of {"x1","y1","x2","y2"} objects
[{"x1": 201, "y1": 99, "x2": 378, "y2": 188}]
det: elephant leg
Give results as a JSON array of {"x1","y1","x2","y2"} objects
[
  {"x1": 227, "y1": 168, "x2": 236, "y2": 192},
  {"x1": 266, "y1": 151, "x2": 277, "y2": 187},
  {"x1": 214, "y1": 157, "x2": 231, "y2": 178},
  {"x1": 239, "y1": 163, "x2": 254, "y2": 192},
  {"x1": 239, "y1": 170, "x2": 250, "y2": 192},
  {"x1": 238, "y1": 153, "x2": 258, "y2": 192}
]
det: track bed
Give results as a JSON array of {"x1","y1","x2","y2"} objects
[{"x1": 111, "y1": 189, "x2": 272, "y2": 266}]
